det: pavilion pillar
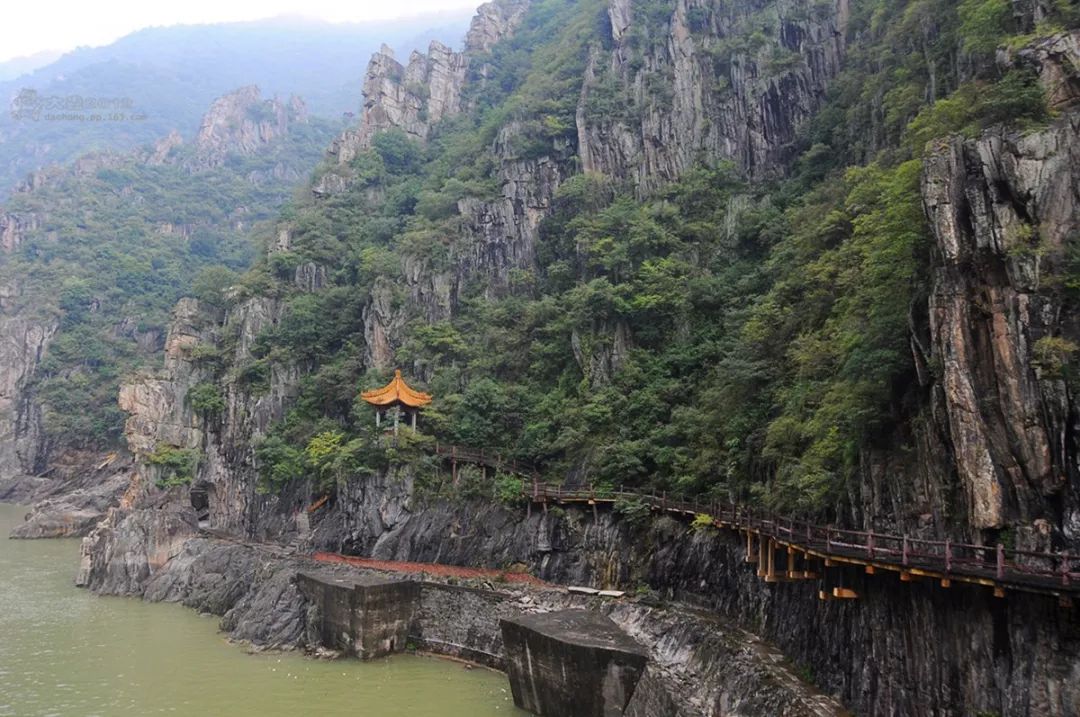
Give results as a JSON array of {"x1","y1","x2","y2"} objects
[
  {"x1": 393, "y1": 406, "x2": 400, "y2": 436},
  {"x1": 375, "y1": 410, "x2": 381, "y2": 429},
  {"x1": 411, "y1": 410, "x2": 417, "y2": 431}
]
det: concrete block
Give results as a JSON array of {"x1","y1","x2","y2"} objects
[
  {"x1": 501, "y1": 609, "x2": 648, "y2": 716},
  {"x1": 297, "y1": 571, "x2": 419, "y2": 659}
]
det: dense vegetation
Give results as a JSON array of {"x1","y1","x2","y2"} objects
[
  {"x1": 7, "y1": 0, "x2": 1075, "y2": 515},
  {"x1": 0, "y1": 116, "x2": 337, "y2": 449},
  {"x1": 227, "y1": 0, "x2": 1078, "y2": 514}
]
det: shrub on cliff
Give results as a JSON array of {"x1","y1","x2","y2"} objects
[{"x1": 148, "y1": 445, "x2": 199, "y2": 487}]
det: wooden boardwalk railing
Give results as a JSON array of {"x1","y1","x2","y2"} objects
[
  {"x1": 525, "y1": 483, "x2": 1079, "y2": 599},
  {"x1": 433, "y1": 443, "x2": 538, "y2": 478},
  {"x1": 425, "y1": 444, "x2": 1077, "y2": 599}
]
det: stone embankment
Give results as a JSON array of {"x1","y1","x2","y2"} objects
[{"x1": 123, "y1": 534, "x2": 845, "y2": 717}]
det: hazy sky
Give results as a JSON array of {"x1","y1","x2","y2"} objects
[{"x1": 1, "y1": 0, "x2": 480, "y2": 62}]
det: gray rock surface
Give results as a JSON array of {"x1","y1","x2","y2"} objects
[
  {"x1": 0, "y1": 281, "x2": 56, "y2": 478},
  {"x1": 921, "y1": 92, "x2": 1080, "y2": 537},
  {"x1": 92, "y1": 533, "x2": 843, "y2": 717},
  {"x1": 191, "y1": 86, "x2": 308, "y2": 169},
  {"x1": 578, "y1": 0, "x2": 848, "y2": 190},
  {"x1": 9, "y1": 467, "x2": 130, "y2": 538}
]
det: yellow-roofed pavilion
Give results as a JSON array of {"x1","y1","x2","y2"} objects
[{"x1": 361, "y1": 369, "x2": 432, "y2": 433}]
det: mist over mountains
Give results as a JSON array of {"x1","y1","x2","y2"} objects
[{"x1": 0, "y1": 11, "x2": 474, "y2": 194}]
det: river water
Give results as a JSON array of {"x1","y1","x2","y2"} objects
[{"x1": 0, "y1": 504, "x2": 522, "y2": 716}]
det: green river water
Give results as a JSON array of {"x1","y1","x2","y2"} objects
[{"x1": 0, "y1": 503, "x2": 523, "y2": 717}]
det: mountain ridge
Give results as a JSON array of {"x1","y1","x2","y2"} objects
[{"x1": 0, "y1": 12, "x2": 475, "y2": 195}]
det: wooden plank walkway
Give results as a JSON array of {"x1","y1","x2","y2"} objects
[
  {"x1": 523, "y1": 483, "x2": 1079, "y2": 601},
  {"x1": 304, "y1": 442, "x2": 1080, "y2": 602}
]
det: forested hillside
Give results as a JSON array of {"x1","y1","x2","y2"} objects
[
  {"x1": 199, "y1": 0, "x2": 1080, "y2": 533},
  {"x1": 0, "y1": 88, "x2": 337, "y2": 473}
]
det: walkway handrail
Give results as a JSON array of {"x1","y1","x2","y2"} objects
[
  {"x1": 423, "y1": 443, "x2": 1077, "y2": 592},
  {"x1": 432, "y1": 443, "x2": 539, "y2": 478},
  {"x1": 525, "y1": 483, "x2": 1079, "y2": 592}
]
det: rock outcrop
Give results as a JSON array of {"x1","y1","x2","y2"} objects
[
  {"x1": 357, "y1": 42, "x2": 468, "y2": 146},
  {"x1": 318, "y1": 41, "x2": 467, "y2": 183},
  {"x1": 341, "y1": 0, "x2": 851, "y2": 368},
  {"x1": 0, "y1": 281, "x2": 56, "y2": 478},
  {"x1": 0, "y1": 212, "x2": 39, "y2": 252},
  {"x1": 145, "y1": 130, "x2": 184, "y2": 166},
  {"x1": 317, "y1": 0, "x2": 530, "y2": 194},
  {"x1": 78, "y1": 292, "x2": 307, "y2": 592},
  {"x1": 578, "y1": 0, "x2": 848, "y2": 191},
  {"x1": 93, "y1": 533, "x2": 845, "y2": 717},
  {"x1": 465, "y1": 0, "x2": 531, "y2": 54},
  {"x1": 917, "y1": 36, "x2": 1080, "y2": 540},
  {"x1": 191, "y1": 86, "x2": 308, "y2": 169},
  {"x1": 8, "y1": 460, "x2": 131, "y2": 538}
]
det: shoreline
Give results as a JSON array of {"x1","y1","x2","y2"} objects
[{"x1": 86, "y1": 531, "x2": 847, "y2": 717}]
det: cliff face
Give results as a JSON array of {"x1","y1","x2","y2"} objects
[
  {"x1": 911, "y1": 35, "x2": 1080, "y2": 543},
  {"x1": 316, "y1": 1, "x2": 529, "y2": 197},
  {"x1": 923, "y1": 116, "x2": 1080, "y2": 536},
  {"x1": 0, "y1": 281, "x2": 56, "y2": 478},
  {"x1": 78, "y1": 291, "x2": 311, "y2": 591},
  {"x1": 84, "y1": 453, "x2": 1080, "y2": 716},
  {"x1": 0, "y1": 212, "x2": 39, "y2": 253},
  {"x1": 347, "y1": 0, "x2": 849, "y2": 366},
  {"x1": 0, "y1": 203, "x2": 53, "y2": 475},
  {"x1": 579, "y1": 0, "x2": 848, "y2": 191},
  {"x1": 308, "y1": 471, "x2": 1079, "y2": 717},
  {"x1": 844, "y1": 32, "x2": 1080, "y2": 548}
]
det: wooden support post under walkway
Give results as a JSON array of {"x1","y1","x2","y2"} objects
[
  {"x1": 745, "y1": 531, "x2": 756, "y2": 564},
  {"x1": 757, "y1": 535, "x2": 768, "y2": 578},
  {"x1": 765, "y1": 539, "x2": 778, "y2": 583}
]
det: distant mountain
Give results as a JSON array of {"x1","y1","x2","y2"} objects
[
  {"x1": 0, "y1": 51, "x2": 64, "y2": 82},
  {"x1": 0, "y1": 11, "x2": 474, "y2": 194}
]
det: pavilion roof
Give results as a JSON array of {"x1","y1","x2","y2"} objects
[{"x1": 360, "y1": 369, "x2": 432, "y2": 408}]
